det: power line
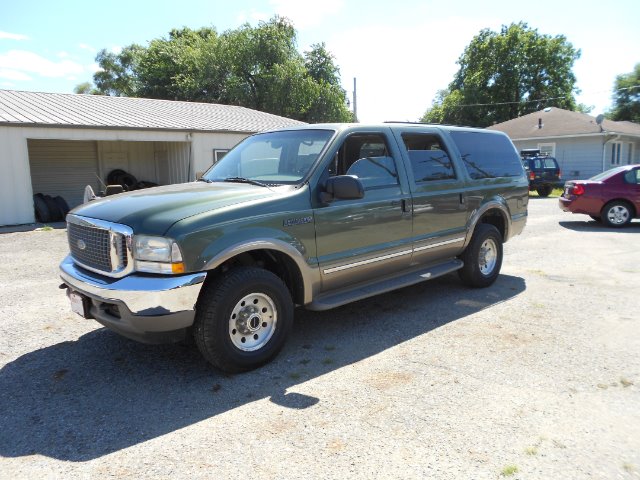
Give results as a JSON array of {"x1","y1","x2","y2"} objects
[{"x1": 450, "y1": 85, "x2": 640, "y2": 109}]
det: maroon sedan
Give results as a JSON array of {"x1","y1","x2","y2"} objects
[{"x1": 559, "y1": 164, "x2": 640, "y2": 227}]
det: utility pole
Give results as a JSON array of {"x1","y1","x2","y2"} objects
[{"x1": 352, "y1": 77, "x2": 358, "y2": 122}]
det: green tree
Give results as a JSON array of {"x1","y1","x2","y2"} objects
[
  {"x1": 607, "y1": 63, "x2": 640, "y2": 123},
  {"x1": 135, "y1": 27, "x2": 218, "y2": 101},
  {"x1": 73, "y1": 81, "x2": 100, "y2": 95},
  {"x1": 304, "y1": 42, "x2": 341, "y2": 86},
  {"x1": 89, "y1": 17, "x2": 352, "y2": 122},
  {"x1": 421, "y1": 22, "x2": 581, "y2": 127},
  {"x1": 93, "y1": 45, "x2": 144, "y2": 97}
]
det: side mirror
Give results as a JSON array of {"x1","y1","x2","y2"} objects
[{"x1": 320, "y1": 175, "x2": 365, "y2": 203}]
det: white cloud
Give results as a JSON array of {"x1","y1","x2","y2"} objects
[
  {"x1": 0, "y1": 68, "x2": 32, "y2": 81},
  {"x1": 78, "y1": 43, "x2": 96, "y2": 53},
  {"x1": 0, "y1": 50, "x2": 85, "y2": 78},
  {"x1": 110, "y1": 45, "x2": 122, "y2": 54},
  {"x1": 269, "y1": 0, "x2": 344, "y2": 29},
  {"x1": 327, "y1": 17, "x2": 489, "y2": 122},
  {"x1": 0, "y1": 31, "x2": 29, "y2": 41},
  {"x1": 57, "y1": 51, "x2": 70, "y2": 58},
  {"x1": 88, "y1": 62, "x2": 101, "y2": 73}
]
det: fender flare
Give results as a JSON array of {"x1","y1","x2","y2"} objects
[{"x1": 202, "y1": 238, "x2": 320, "y2": 305}]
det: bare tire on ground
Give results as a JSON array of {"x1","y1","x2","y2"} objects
[
  {"x1": 193, "y1": 267, "x2": 293, "y2": 373},
  {"x1": 601, "y1": 201, "x2": 632, "y2": 228},
  {"x1": 458, "y1": 223, "x2": 503, "y2": 288}
]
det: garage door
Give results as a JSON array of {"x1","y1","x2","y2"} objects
[{"x1": 28, "y1": 139, "x2": 99, "y2": 209}]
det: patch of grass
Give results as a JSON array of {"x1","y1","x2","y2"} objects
[
  {"x1": 321, "y1": 358, "x2": 334, "y2": 365},
  {"x1": 597, "y1": 383, "x2": 609, "y2": 389},
  {"x1": 524, "y1": 446, "x2": 538, "y2": 456},
  {"x1": 323, "y1": 345, "x2": 336, "y2": 351},
  {"x1": 500, "y1": 465, "x2": 518, "y2": 477},
  {"x1": 620, "y1": 377, "x2": 634, "y2": 388},
  {"x1": 299, "y1": 358, "x2": 311, "y2": 365},
  {"x1": 288, "y1": 371, "x2": 303, "y2": 380},
  {"x1": 529, "y1": 188, "x2": 563, "y2": 198},
  {"x1": 623, "y1": 462, "x2": 635, "y2": 472},
  {"x1": 39, "y1": 225, "x2": 54, "y2": 231}
]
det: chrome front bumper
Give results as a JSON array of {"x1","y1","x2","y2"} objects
[{"x1": 60, "y1": 255, "x2": 206, "y2": 343}]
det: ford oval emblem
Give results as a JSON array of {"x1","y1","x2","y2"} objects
[{"x1": 77, "y1": 239, "x2": 87, "y2": 250}]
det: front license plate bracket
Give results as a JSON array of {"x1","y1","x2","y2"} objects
[{"x1": 68, "y1": 290, "x2": 92, "y2": 319}]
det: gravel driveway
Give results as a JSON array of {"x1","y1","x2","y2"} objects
[{"x1": 1, "y1": 198, "x2": 638, "y2": 479}]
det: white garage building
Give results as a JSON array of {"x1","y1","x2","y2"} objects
[{"x1": 0, "y1": 89, "x2": 303, "y2": 226}]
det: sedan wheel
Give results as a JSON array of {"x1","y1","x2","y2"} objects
[{"x1": 602, "y1": 201, "x2": 632, "y2": 228}]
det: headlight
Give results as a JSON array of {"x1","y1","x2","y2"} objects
[{"x1": 133, "y1": 235, "x2": 185, "y2": 274}]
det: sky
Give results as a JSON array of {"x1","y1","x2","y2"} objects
[{"x1": 1, "y1": 0, "x2": 638, "y2": 123}]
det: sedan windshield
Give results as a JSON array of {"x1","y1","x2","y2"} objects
[{"x1": 202, "y1": 129, "x2": 334, "y2": 185}]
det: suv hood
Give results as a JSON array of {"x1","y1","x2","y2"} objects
[{"x1": 70, "y1": 182, "x2": 283, "y2": 235}]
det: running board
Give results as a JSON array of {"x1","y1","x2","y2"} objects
[{"x1": 307, "y1": 258, "x2": 464, "y2": 311}]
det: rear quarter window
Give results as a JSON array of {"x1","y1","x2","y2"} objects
[{"x1": 449, "y1": 131, "x2": 524, "y2": 179}]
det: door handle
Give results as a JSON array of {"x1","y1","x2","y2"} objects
[{"x1": 391, "y1": 199, "x2": 411, "y2": 212}]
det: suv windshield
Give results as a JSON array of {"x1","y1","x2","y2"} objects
[{"x1": 202, "y1": 129, "x2": 334, "y2": 185}]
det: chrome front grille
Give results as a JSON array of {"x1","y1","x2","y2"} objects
[{"x1": 66, "y1": 215, "x2": 134, "y2": 278}]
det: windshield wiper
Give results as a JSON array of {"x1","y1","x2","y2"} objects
[
  {"x1": 197, "y1": 178, "x2": 212, "y2": 183},
  {"x1": 223, "y1": 177, "x2": 268, "y2": 187}
]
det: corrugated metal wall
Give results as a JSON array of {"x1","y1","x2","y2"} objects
[
  {"x1": 160, "y1": 142, "x2": 190, "y2": 184},
  {"x1": 27, "y1": 139, "x2": 99, "y2": 208}
]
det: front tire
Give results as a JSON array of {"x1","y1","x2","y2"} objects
[
  {"x1": 193, "y1": 267, "x2": 293, "y2": 373},
  {"x1": 601, "y1": 201, "x2": 632, "y2": 228},
  {"x1": 458, "y1": 224, "x2": 503, "y2": 288}
]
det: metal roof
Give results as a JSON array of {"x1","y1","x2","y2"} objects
[
  {"x1": 0, "y1": 89, "x2": 304, "y2": 133},
  {"x1": 487, "y1": 107, "x2": 640, "y2": 139}
]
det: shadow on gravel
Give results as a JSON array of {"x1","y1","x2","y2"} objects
[
  {"x1": 559, "y1": 220, "x2": 640, "y2": 232},
  {"x1": 0, "y1": 273, "x2": 525, "y2": 461}
]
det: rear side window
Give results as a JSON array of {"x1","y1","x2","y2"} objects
[
  {"x1": 624, "y1": 168, "x2": 640, "y2": 184},
  {"x1": 401, "y1": 133, "x2": 456, "y2": 182},
  {"x1": 449, "y1": 131, "x2": 523, "y2": 179}
]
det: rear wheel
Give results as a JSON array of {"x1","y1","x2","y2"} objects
[
  {"x1": 193, "y1": 267, "x2": 293, "y2": 373},
  {"x1": 536, "y1": 185, "x2": 552, "y2": 197},
  {"x1": 458, "y1": 224, "x2": 503, "y2": 288},
  {"x1": 601, "y1": 201, "x2": 632, "y2": 228}
]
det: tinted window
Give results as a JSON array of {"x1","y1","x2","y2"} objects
[
  {"x1": 449, "y1": 131, "x2": 523, "y2": 179},
  {"x1": 402, "y1": 133, "x2": 456, "y2": 182}
]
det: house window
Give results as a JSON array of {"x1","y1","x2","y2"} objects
[
  {"x1": 538, "y1": 143, "x2": 556, "y2": 157},
  {"x1": 213, "y1": 149, "x2": 229, "y2": 163},
  {"x1": 611, "y1": 142, "x2": 622, "y2": 165},
  {"x1": 627, "y1": 143, "x2": 635, "y2": 165}
]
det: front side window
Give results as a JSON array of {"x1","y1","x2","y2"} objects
[
  {"x1": 329, "y1": 133, "x2": 399, "y2": 189},
  {"x1": 449, "y1": 131, "x2": 523, "y2": 179},
  {"x1": 401, "y1": 133, "x2": 456, "y2": 182},
  {"x1": 202, "y1": 129, "x2": 334, "y2": 185}
]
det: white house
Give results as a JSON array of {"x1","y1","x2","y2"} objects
[
  {"x1": 487, "y1": 107, "x2": 640, "y2": 180},
  {"x1": 0, "y1": 89, "x2": 303, "y2": 226}
]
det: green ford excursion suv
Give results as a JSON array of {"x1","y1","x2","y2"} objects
[{"x1": 60, "y1": 123, "x2": 528, "y2": 372}]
